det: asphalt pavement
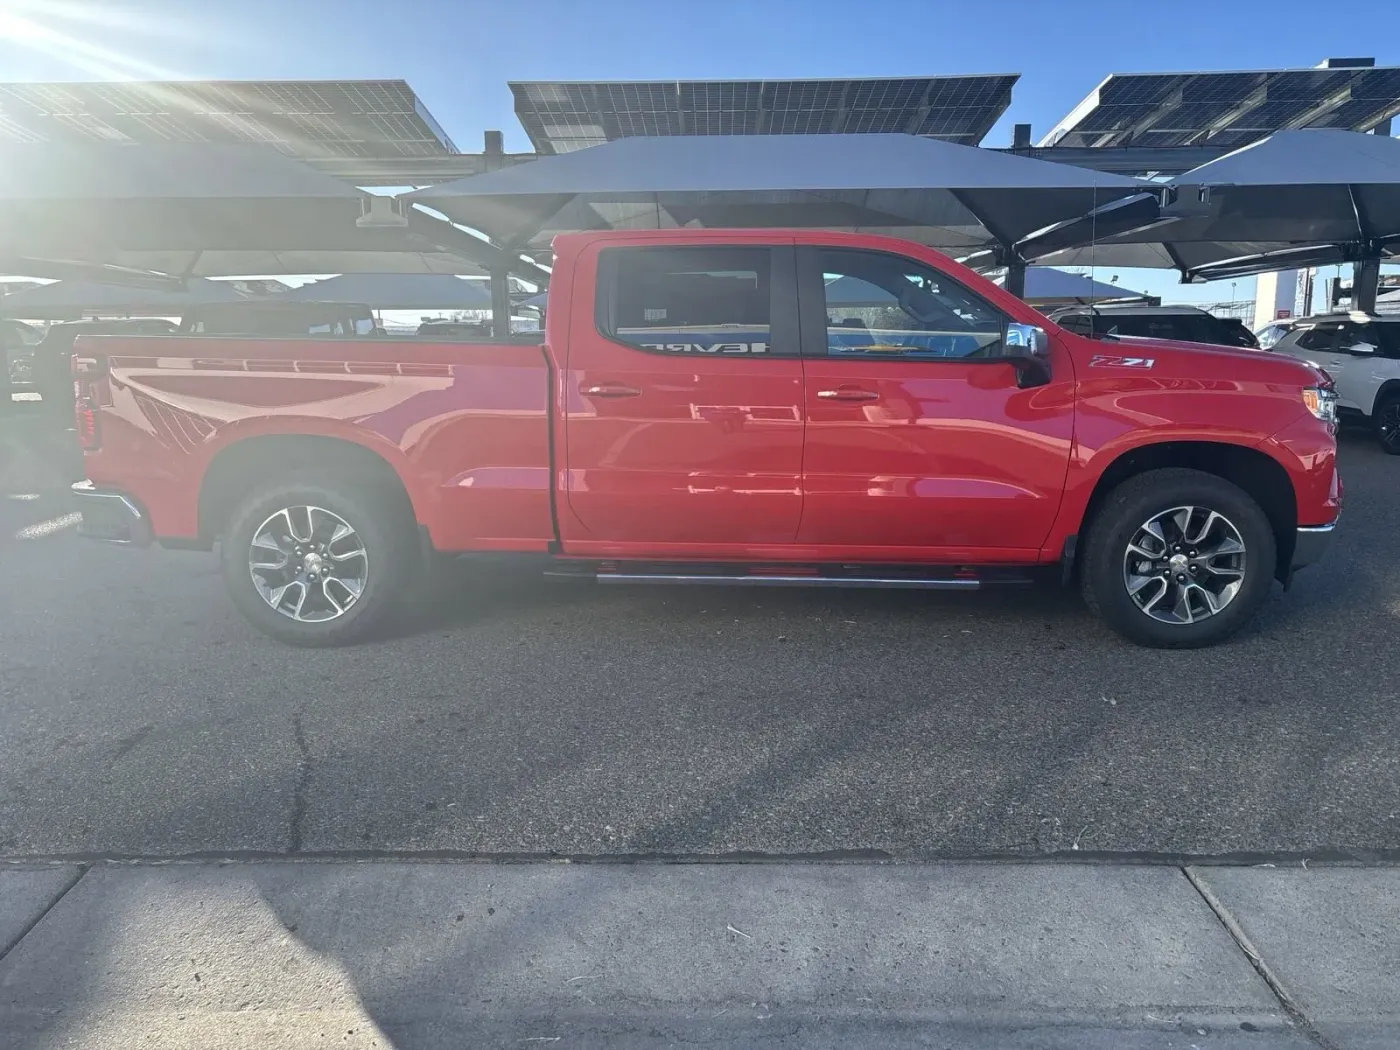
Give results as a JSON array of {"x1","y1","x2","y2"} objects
[{"x1": 1, "y1": 415, "x2": 1397, "y2": 862}]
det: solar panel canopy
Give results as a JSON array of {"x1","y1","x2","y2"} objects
[
  {"x1": 1042, "y1": 64, "x2": 1400, "y2": 149},
  {"x1": 511, "y1": 76, "x2": 1018, "y2": 153},
  {"x1": 0, "y1": 80, "x2": 458, "y2": 159}
]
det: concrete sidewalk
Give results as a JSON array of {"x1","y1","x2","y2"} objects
[{"x1": 2, "y1": 861, "x2": 1396, "y2": 1049}]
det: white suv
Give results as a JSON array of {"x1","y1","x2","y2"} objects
[{"x1": 1273, "y1": 314, "x2": 1400, "y2": 454}]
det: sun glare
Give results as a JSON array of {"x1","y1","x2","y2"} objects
[{"x1": 0, "y1": 0, "x2": 186, "y2": 80}]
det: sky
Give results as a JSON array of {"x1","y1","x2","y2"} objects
[{"x1": 0, "y1": 0, "x2": 1397, "y2": 307}]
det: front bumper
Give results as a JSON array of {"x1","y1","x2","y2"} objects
[
  {"x1": 1290, "y1": 521, "x2": 1335, "y2": 573},
  {"x1": 72, "y1": 480, "x2": 153, "y2": 546}
]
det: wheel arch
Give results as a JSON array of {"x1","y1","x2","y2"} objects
[
  {"x1": 198, "y1": 432, "x2": 420, "y2": 544},
  {"x1": 1372, "y1": 378, "x2": 1400, "y2": 415},
  {"x1": 1076, "y1": 441, "x2": 1297, "y2": 581}
]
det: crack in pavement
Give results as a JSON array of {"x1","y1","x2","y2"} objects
[
  {"x1": 1182, "y1": 866, "x2": 1340, "y2": 1050},
  {"x1": 289, "y1": 714, "x2": 310, "y2": 855},
  {"x1": 0, "y1": 865, "x2": 86, "y2": 964}
]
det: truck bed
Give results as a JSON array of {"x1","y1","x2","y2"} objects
[{"x1": 75, "y1": 335, "x2": 555, "y2": 551}]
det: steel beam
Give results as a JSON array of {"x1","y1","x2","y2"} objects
[
  {"x1": 1353, "y1": 257, "x2": 1381, "y2": 313},
  {"x1": 301, "y1": 143, "x2": 1231, "y2": 188},
  {"x1": 1003, "y1": 260, "x2": 1027, "y2": 299},
  {"x1": 303, "y1": 153, "x2": 538, "y2": 187},
  {"x1": 490, "y1": 266, "x2": 514, "y2": 339},
  {"x1": 994, "y1": 144, "x2": 1229, "y2": 175}
]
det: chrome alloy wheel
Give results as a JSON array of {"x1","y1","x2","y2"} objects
[
  {"x1": 248, "y1": 505, "x2": 368, "y2": 622},
  {"x1": 1122, "y1": 506, "x2": 1246, "y2": 625}
]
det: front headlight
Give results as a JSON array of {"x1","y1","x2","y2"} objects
[{"x1": 1303, "y1": 386, "x2": 1337, "y2": 423}]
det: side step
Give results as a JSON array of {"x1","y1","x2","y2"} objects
[
  {"x1": 544, "y1": 562, "x2": 1037, "y2": 590},
  {"x1": 591, "y1": 572, "x2": 978, "y2": 590}
]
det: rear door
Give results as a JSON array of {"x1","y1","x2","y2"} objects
[
  {"x1": 1278, "y1": 322, "x2": 1356, "y2": 405},
  {"x1": 794, "y1": 245, "x2": 1075, "y2": 557},
  {"x1": 560, "y1": 240, "x2": 805, "y2": 551}
]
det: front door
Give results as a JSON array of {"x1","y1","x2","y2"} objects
[
  {"x1": 560, "y1": 241, "x2": 805, "y2": 552},
  {"x1": 795, "y1": 245, "x2": 1075, "y2": 558}
]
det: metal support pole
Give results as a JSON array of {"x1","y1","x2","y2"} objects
[
  {"x1": 1353, "y1": 257, "x2": 1381, "y2": 313},
  {"x1": 1003, "y1": 259, "x2": 1027, "y2": 300},
  {"x1": 490, "y1": 266, "x2": 513, "y2": 339}
]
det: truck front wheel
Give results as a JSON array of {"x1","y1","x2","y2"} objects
[
  {"x1": 1080, "y1": 468, "x2": 1277, "y2": 649},
  {"x1": 220, "y1": 475, "x2": 417, "y2": 646}
]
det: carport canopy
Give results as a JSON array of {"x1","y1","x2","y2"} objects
[
  {"x1": 0, "y1": 275, "x2": 247, "y2": 319},
  {"x1": 992, "y1": 267, "x2": 1147, "y2": 304},
  {"x1": 1021, "y1": 130, "x2": 1400, "y2": 289},
  {"x1": 402, "y1": 133, "x2": 1151, "y2": 257},
  {"x1": 0, "y1": 142, "x2": 549, "y2": 283}
]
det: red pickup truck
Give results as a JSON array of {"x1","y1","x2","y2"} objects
[{"x1": 71, "y1": 229, "x2": 1340, "y2": 649}]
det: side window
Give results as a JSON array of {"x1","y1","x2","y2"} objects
[
  {"x1": 1057, "y1": 314, "x2": 1092, "y2": 335},
  {"x1": 1340, "y1": 323, "x2": 1371, "y2": 352},
  {"x1": 1294, "y1": 325, "x2": 1342, "y2": 352},
  {"x1": 814, "y1": 249, "x2": 1006, "y2": 360},
  {"x1": 1374, "y1": 324, "x2": 1400, "y2": 359},
  {"x1": 598, "y1": 246, "x2": 777, "y2": 356}
]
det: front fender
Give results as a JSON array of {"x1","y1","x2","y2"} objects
[{"x1": 1040, "y1": 373, "x2": 1315, "y2": 560}]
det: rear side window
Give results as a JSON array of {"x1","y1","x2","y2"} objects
[
  {"x1": 1217, "y1": 319, "x2": 1259, "y2": 348},
  {"x1": 597, "y1": 246, "x2": 779, "y2": 356},
  {"x1": 1100, "y1": 315, "x2": 1223, "y2": 344},
  {"x1": 1353, "y1": 322, "x2": 1400, "y2": 358}
]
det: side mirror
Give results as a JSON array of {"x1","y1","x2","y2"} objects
[
  {"x1": 1006, "y1": 323, "x2": 1052, "y2": 388},
  {"x1": 1349, "y1": 341, "x2": 1377, "y2": 356}
]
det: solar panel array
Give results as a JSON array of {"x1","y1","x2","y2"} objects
[
  {"x1": 511, "y1": 76, "x2": 1018, "y2": 153},
  {"x1": 0, "y1": 80, "x2": 458, "y2": 158},
  {"x1": 1043, "y1": 65, "x2": 1400, "y2": 148}
]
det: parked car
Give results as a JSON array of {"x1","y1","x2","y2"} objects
[
  {"x1": 2, "y1": 319, "x2": 42, "y2": 402},
  {"x1": 417, "y1": 317, "x2": 540, "y2": 337},
  {"x1": 30, "y1": 319, "x2": 178, "y2": 407},
  {"x1": 70, "y1": 229, "x2": 1338, "y2": 650},
  {"x1": 1271, "y1": 313, "x2": 1400, "y2": 454},
  {"x1": 178, "y1": 300, "x2": 377, "y2": 337},
  {"x1": 416, "y1": 319, "x2": 491, "y2": 338},
  {"x1": 1254, "y1": 318, "x2": 1301, "y2": 350},
  {"x1": 1050, "y1": 305, "x2": 1259, "y2": 349}
]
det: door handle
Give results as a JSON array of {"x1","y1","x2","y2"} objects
[
  {"x1": 581, "y1": 382, "x2": 642, "y2": 398},
  {"x1": 816, "y1": 386, "x2": 880, "y2": 402}
]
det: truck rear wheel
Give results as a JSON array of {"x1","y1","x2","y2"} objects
[
  {"x1": 1080, "y1": 468, "x2": 1277, "y2": 649},
  {"x1": 220, "y1": 475, "x2": 417, "y2": 647}
]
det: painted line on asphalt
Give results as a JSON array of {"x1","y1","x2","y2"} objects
[{"x1": 13, "y1": 511, "x2": 81, "y2": 540}]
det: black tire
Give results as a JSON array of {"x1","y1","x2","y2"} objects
[
  {"x1": 1373, "y1": 391, "x2": 1400, "y2": 456},
  {"x1": 220, "y1": 474, "x2": 418, "y2": 647},
  {"x1": 1080, "y1": 468, "x2": 1277, "y2": 649}
]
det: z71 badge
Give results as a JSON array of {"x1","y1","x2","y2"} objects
[{"x1": 1089, "y1": 354, "x2": 1155, "y2": 369}]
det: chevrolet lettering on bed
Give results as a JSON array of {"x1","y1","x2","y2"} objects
[{"x1": 69, "y1": 229, "x2": 1339, "y2": 650}]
